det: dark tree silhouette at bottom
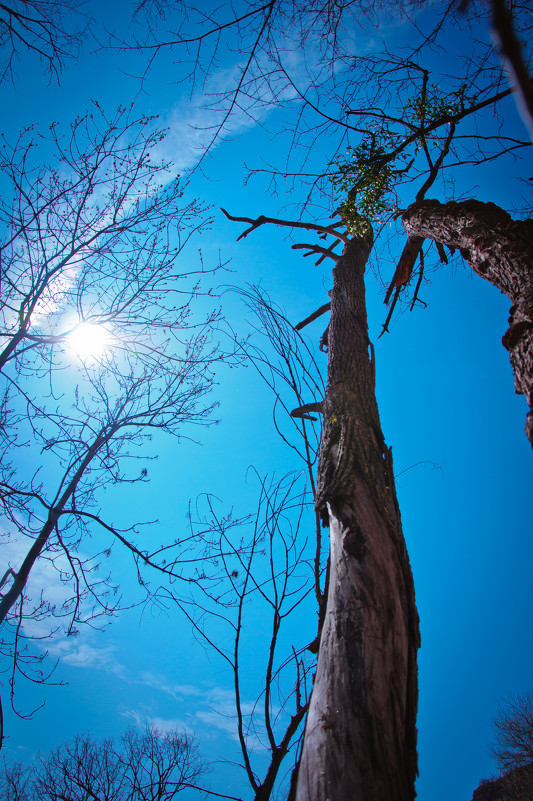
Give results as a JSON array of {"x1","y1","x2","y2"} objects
[{"x1": 0, "y1": 725, "x2": 206, "y2": 801}]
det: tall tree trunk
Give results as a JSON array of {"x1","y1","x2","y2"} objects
[
  {"x1": 295, "y1": 233, "x2": 420, "y2": 801},
  {"x1": 403, "y1": 198, "x2": 533, "y2": 445}
]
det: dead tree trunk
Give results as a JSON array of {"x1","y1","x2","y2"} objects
[
  {"x1": 295, "y1": 233, "x2": 420, "y2": 801},
  {"x1": 402, "y1": 198, "x2": 533, "y2": 445}
]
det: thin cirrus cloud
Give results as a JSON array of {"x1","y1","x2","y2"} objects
[
  {"x1": 157, "y1": 45, "x2": 317, "y2": 173},
  {"x1": 135, "y1": 671, "x2": 205, "y2": 699},
  {"x1": 120, "y1": 682, "x2": 263, "y2": 744},
  {"x1": 156, "y1": 17, "x2": 386, "y2": 175},
  {"x1": 55, "y1": 641, "x2": 124, "y2": 675},
  {"x1": 121, "y1": 709, "x2": 194, "y2": 735}
]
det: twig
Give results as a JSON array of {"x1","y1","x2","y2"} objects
[
  {"x1": 409, "y1": 250, "x2": 427, "y2": 312},
  {"x1": 379, "y1": 287, "x2": 401, "y2": 338}
]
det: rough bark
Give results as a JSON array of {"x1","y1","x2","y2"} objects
[
  {"x1": 295, "y1": 234, "x2": 420, "y2": 801},
  {"x1": 403, "y1": 198, "x2": 533, "y2": 445}
]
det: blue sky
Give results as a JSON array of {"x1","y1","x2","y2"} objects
[{"x1": 0, "y1": 2, "x2": 532, "y2": 801}]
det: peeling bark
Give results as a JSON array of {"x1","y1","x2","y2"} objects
[
  {"x1": 403, "y1": 198, "x2": 533, "y2": 445},
  {"x1": 295, "y1": 234, "x2": 420, "y2": 801}
]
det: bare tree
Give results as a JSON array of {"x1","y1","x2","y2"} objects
[
  {"x1": 0, "y1": 1, "x2": 88, "y2": 83},
  {"x1": 493, "y1": 692, "x2": 533, "y2": 774},
  {"x1": 0, "y1": 330, "x2": 218, "y2": 744},
  {"x1": 232, "y1": 285, "x2": 326, "y2": 616},
  {"x1": 134, "y1": 283, "x2": 333, "y2": 801},
  {"x1": 159, "y1": 470, "x2": 316, "y2": 801},
  {"x1": 0, "y1": 756, "x2": 30, "y2": 801},
  {"x1": 0, "y1": 105, "x2": 221, "y2": 747},
  {"x1": 1, "y1": 724, "x2": 206, "y2": 800},
  {"x1": 471, "y1": 693, "x2": 533, "y2": 801}
]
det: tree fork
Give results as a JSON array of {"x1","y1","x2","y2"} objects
[
  {"x1": 295, "y1": 232, "x2": 420, "y2": 801},
  {"x1": 402, "y1": 198, "x2": 533, "y2": 446}
]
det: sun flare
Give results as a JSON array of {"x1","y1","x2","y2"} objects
[{"x1": 68, "y1": 322, "x2": 113, "y2": 360}]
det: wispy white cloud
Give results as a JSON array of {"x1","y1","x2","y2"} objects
[
  {"x1": 120, "y1": 683, "x2": 255, "y2": 743},
  {"x1": 156, "y1": 41, "x2": 319, "y2": 173},
  {"x1": 124, "y1": 675, "x2": 242, "y2": 738},
  {"x1": 158, "y1": 73, "x2": 267, "y2": 172},
  {"x1": 54, "y1": 641, "x2": 125, "y2": 675},
  {"x1": 121, "y1": 708, "x2": 195, "y2": 735},
  {"x1": 136, "y1": 670, "x2": 205, "y2": 699},
  {"x1": 195, "y1": 708, "x2": 238, "y2": 737}
]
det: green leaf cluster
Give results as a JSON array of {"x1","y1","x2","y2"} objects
[
  {"x1": 329, "y1": 128, "x2": 398, "y2": 235},
  {"x1": 404, "y1": 83, "x2": 476, "y2": 142},
  {"x1": 329, "y1": 84, "x2": 478, "y2": 236}
]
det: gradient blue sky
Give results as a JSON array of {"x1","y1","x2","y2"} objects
[{"x1": 1, "y1": 3, "x2": 532, "y2": 800}]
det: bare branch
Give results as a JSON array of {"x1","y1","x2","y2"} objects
[
  {"x1": 290, "y1": 401, "x2": 324, "y2": 421},
  {"x1": 294, "y1": 302, "x2": 331, "y2": 331},
  {"x1": 291, "y1": 242, "x2": 341, "y2": 264},
  {"x1": 221, "y1": 208, "x2": 349, "y2": 244}
]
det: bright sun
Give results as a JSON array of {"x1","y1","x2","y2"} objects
[{"x1": 68, "y1": 322, "x2": 112, "y2": 360}]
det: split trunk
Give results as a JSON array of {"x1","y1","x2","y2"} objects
[{"x1": 403, "y1": 198, "x2": 533, "y2": 446}]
